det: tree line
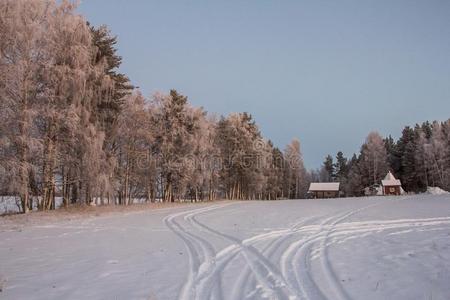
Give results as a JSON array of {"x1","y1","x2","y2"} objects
[
  {"x1": 316, "y1": 121, "x2": 450, "y2": 196},
  {"x1": 1, "y1": 1, "x2": 448, "y2": 214},
  {"x1": 0, "y1": 0, "x2": 307, "y2": 213}
]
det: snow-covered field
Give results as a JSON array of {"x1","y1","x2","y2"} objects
[{"x1": 1, "y1": 195, "x2": 450, "y2": 300}]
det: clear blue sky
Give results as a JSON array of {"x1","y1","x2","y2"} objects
[{"x1": 78, "y1": 0, "x2": 450, "y2": 169}]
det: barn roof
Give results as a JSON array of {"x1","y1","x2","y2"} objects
[
  {"x1": 381, "y1": 171, "x2": 401, "y2": 186},
  {"x1": 308, "y1": 182, "x2": 340, "y2": 192}
]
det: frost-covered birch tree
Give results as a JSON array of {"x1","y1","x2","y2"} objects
[
  {"x1": 284, "y1": 138, "x2": 308, "y2": 199},
  {"x1": 360, "y1": 131, "x2": 389, "y2": 187},
  {"x1": 0, "y1": 0, "x2": 116, "y2": 211},
  {"x1": 0, "y1": 0, "x2": 57, "y2": 212}
]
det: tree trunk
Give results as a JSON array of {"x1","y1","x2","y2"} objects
[
  {"x1": 124, "y1": 158, "x2": 130, "y2": 205},
  {"x1": 42, "y1": 119, "x2": 57, "y2": 210},
  {"x1": 18, "y1": 88, "x2": 29, "y2": 213}
]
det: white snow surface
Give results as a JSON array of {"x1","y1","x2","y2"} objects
[
  {"x1": 427, "y1": 186, "x2": 450, "y2": 195},
  {"x1": 1, "y1": 195, "x2": 450, "y2": 300}
]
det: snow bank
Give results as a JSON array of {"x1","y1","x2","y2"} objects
[
  {"x1": 0, "y1": 197, "x2": 152, "y2": 215},
  {"x1": 0, "y1": 196, "x2": 23, "y2": 214},
  {"x1": 0, "y1": 197, "x2": 64, "y2": 215},
  {"x1": 426, "y1": 186, "x2": 450, "y2": 195}
]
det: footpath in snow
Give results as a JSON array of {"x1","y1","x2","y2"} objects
[{"x1": 1, "y1": 195, "x2": 450, "y2": 300}]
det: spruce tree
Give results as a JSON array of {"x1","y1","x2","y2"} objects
[
  {"x1": 335, "y1": 151, "x2": 348, "y2": 181},
  {"x1": 384, "y1": 135, "x2": 400, "y2": 175},
  {"x1": 322, "y1": 155, "x2": 335, "y2": 182},
  {"x1": 397, "y1": 127, "x2": 416, "y2": 191}
]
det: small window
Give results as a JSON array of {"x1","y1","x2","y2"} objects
[{"x1": 390, "y1": 187, "x2": 396, "y2": 193}]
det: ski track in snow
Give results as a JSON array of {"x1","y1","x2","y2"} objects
[
  {"x1": 164, "y1": 197, "x2": 450, "y2": 300},
  {"x1": 235, "y1": 215, "x2": 321, "y2": 300},
  {"x1": 163, "y1": 205, "x2": 232, "y2": 300}
]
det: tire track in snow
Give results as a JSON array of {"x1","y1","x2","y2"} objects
[
  {"x1": 280, "y1": 200, "x2": 399, "y2": 300},
  {"x1": 181, "y1": 204, "x2": 236, "y2": 300},
  {"x1": 280, "y1": 214, "x2": 342, "y2": 300},
  {"x1": 316, "y1": 203, "x2": 383, "y2": 300},
  {"x1": 314, "y1": 216, "x2": 450, "y2": 253},
  {"x1": 214, "y1": 205, "x2": 379, "y2": 300},
  {"x1": 163, "y1": 204, "x2": 232, "y2": 300},
  {"x1": 187, "y1": 207, "x2": 302, "y2": 300},
  {"x1": 193, "y1": 204, "x2": 396, "y2": 300},
  {"x1": 233, "y1": 216, "x2": 321, "y2": 299},
  {"x1": 313, "y1": 197, "x2": 411, "y2": 300},
  {"x1": 164, "y1": 197, "x2": 448, "y2": 300}
]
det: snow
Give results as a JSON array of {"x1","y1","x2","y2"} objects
[
  {"x1": 0, "y1": 197, "x2": 151, "y2": 215},
  {"x1": 0, "y1": 197, "x2": 65, "y2": 215},
  {"x1": 1, "y1": 195, "x2": 450, "y2": 300},
  {"x1": 427, "y1": 186, "x2": 450, "y2": 195},
  {"x1": 0, "y1": 197, "x2": 22, "y2": 214},
  {"x1": 308, "y1": 182, "x2": 340, "y2": 191}
]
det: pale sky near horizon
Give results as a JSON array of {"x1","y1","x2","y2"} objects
[{"x1": 78, "y1": 0, "x2": 450, "y2": 169}]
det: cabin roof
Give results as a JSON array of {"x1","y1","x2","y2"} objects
[
  {"x1": 382, "y1": 179, "x2": 401, "y2": 186},
  {"x1": 308, "y1": 182, "x2": 340, "y2": 192},
  {"x1": 381, "y1": 171, "x2": 401, "y2": 186}
]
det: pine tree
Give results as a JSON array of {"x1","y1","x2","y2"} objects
[
  {"x1": 384, "y1": 135, "x2": 400, "y2": 175},
  {"x1": 265, "y1": 144, "x2": 285, "y2": 200},
  {"x1": 396, "y1": 127, "x2": 416, "y2": 192},
  {"x1": 215, "y1": 112, "x2": 266, "y2": 199},
  {"x1": 345, "y1": 154, "x2": 363, "y2": 196},
  {"x1": 335, "y1": 151, "x2": 348, "y2": 181},
  {"x1": 89, "y1": 24, "x2": 133, "y2": 153},
  {"x1": 322, "y1": 155, "x2": 335, "y2": 182},
  {"x1": 151, "y1": 90, "x2": 204, "y2": 202},
  {"x1": 420, "y1": 121, "x2": 432, "y2": 139}
]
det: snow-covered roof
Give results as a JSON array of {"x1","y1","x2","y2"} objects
[
  {"x1": 381, "y1": 171, "x2": 401, "y2": 186},
  {"x1": 382, "y1": 179, "x2": 401, "y2": 186},
  {"x1": 308, "y1": 182, "x2": 340, "y2": 192}
]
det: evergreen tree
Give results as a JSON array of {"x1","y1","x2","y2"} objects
[
  {"x1": 421, "y1": 121, "x2": 433, "y2": 139},
  {"x1": 396, "y1": 127, "x2": 416, "y2": 191},
  {"x1": 335, "y1": 151, "x2": 348, "y2": 181},
  {"x1": 345, "y1": 154, "x2": 363, "y2": 196},
  {"x1": 152, "y1": 90, "x2": 200, "y2": 202},
  {"x1": 89, "y1": 24, "x2": 134, "y2": 173},
  {"x1": 215, "y1": 112, "x2": 266, "y2": 200},
  {"x1": 384, "y1": 135, "x2": 400, "y2": 175},
  {"x1": 268, "y1": 145, "x2": 285, "y2": 199},
  {"x1": 322, "y1": 155, "x2": 335, "y2": 182}
]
